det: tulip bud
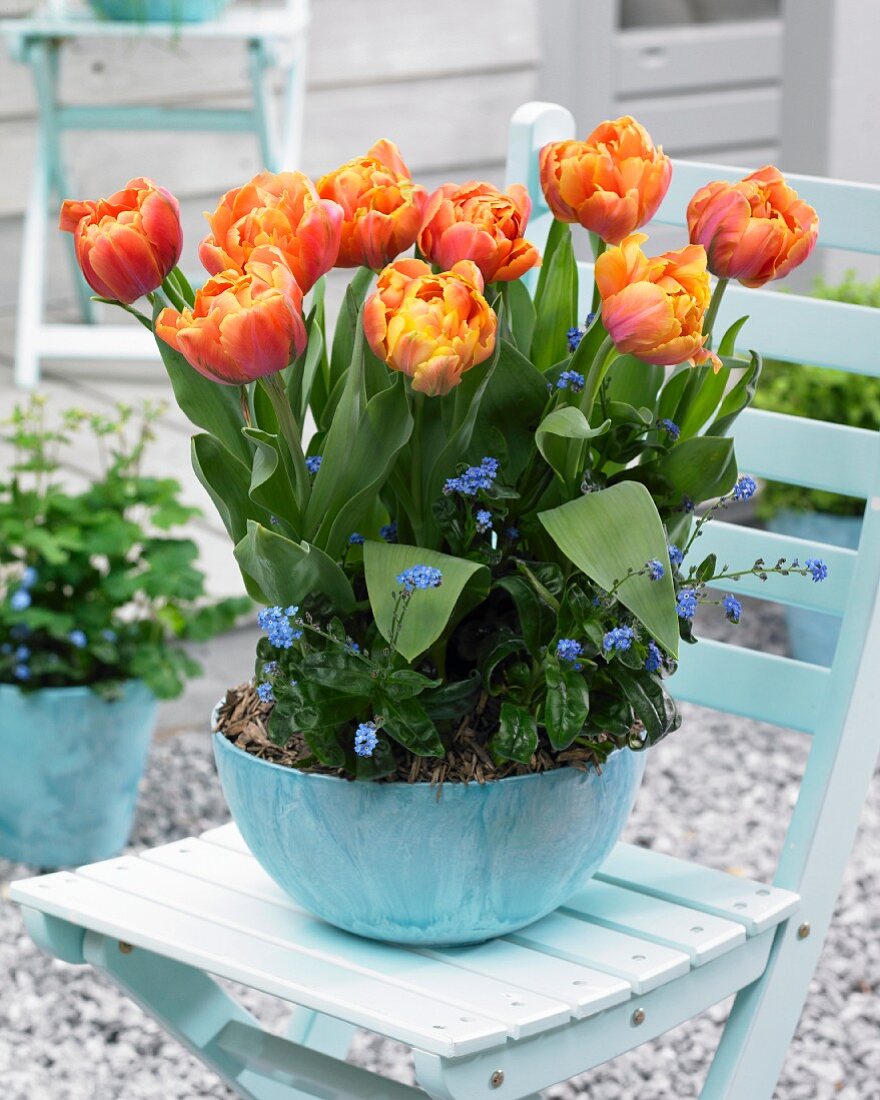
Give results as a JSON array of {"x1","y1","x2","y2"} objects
[
  {"x1": 596, "y1": 233, "x2": 720, "y2": 370},
  {"x1": 539, "y1": 116, "x2": 671, "y2": 245},
  {"x1": 687, "y1": 166, "x2": 818, "y2": 288},
  {"x1": 199, "y1": 171, "x2": 342, "y2": 294},
  {"x1": 59, "y1": 177, "x2": 182, "y2": 303},
  {"x1": 156, "y1": 247, "x2": 307, "y2": 385},
  {"x1": 363, "y1": 258, "x2": 496, "y2": 396},
  {"x1": 418, "y1": 181, "x2": 540, "y2": 283},
  {"x1": 318, "y1": 140, "x2": 427, "y2": 269}
]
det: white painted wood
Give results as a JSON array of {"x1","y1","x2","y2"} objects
[
  {"x1": 10, "y1": 870, "x2": 510, "y2": 1057},
  {"x1": 616, "y1": 20, "x2": 781, "y2": 97},
  {"x1": 562, "y1": 879, "x2": 746, "y2": 965},
  {"x1": 147, "y1": 836, "x2": 634, "y2": 1020},
  {"x1": 201, "y1": 821, "x2": 250, "y2": 853},
  {"x1": 597, "y1": 845, "x2": 800, "y2": 936},
  {"x1": 81, "y1": 854, "x2": 572, "y2": 1040},
  {"x1": 423, "y1": 940, "x2": 632, "y2": 1020},
  {"x1": 36, "y1": 321, "x2": 158, "y2": 358},
  {"x1": 509, "y1": 910, "x2": 692, "y2": 995}
]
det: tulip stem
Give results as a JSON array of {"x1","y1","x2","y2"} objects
[
  {"x1": 580, "y1": 335, "x2": 616, "y2": 422},
  {"x1": 262, "y1": 374, "x2": 310, "y2": 512},
  {"x1": 703, "y1": 278, "x2": 729, "y2": 348},
  {"x1": 590, "y1": 235, "x2": 607, "y2": 318}
]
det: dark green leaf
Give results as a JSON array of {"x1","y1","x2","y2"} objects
[
  {"x1": 234, "y1": 521, "x2": 355, "y2": 613},
  {"x1": 378, "y1": 695, "x2": 445, "y2": 756},
  {"x1": 491, "y1": 701, "x2": 538, "y2": 764},
  {"x1": 544, "y1": 660, "x2": 590, "y2": 750}
]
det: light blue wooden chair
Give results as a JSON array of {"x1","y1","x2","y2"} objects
[
  {"x1": 0, "y1": 0, "x2": 310, "y2": 389},
  {"x1": 9, "y1": 102, "x2": 880, "y2": 1099}
]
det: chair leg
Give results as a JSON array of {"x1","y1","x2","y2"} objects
[
  {"x1": 284, "y1": 1006, "x2": 355, "y2": 1060},
  {"x1": 277, "y1": 35, "x2": 307, "y2": 172},
  {"x1": 15, "y1": 129, "x2": 50, "y2": 389}
]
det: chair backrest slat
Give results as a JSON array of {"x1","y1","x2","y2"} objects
[
  {"x1": 669, "y1": 639, "x2": 831, "y2": 734},
  {"x1": 733, "y1": 409, "x2": 880, "y2": 497},
  {"x1": 696, "y1": 521, "x2": 857, "y2": 615}
]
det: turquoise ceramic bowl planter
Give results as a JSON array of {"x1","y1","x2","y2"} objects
[
  {"x1": 767, "y1": 510, "x2": 862, "y2": 666},
  {"x1": 0, "y1": 681, "x2": 157, "y2": 867},
  {"x1": 88, "y1": 0, "x2": 233, "y2": 22},
  {"x1": 213, "y1": 731, "x2": 646, "y2": 945}
]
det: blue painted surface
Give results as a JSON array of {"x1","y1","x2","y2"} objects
[
  {"x1": 767, "y1": 511, "x2": 863, "y2": 666},
  {"x1": 0, "y1": 681, "x2": 157, "y2": 867},
  {"x1": 87, "y1": 0, "x2": 232, "y2": 22},
  {"x1": 213, "y1": 732, "x2": 647, "y2": 946}
]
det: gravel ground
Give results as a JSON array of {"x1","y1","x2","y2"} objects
[{"x1": 1, "y1": 604, "x2": 878, "y2": 1100}]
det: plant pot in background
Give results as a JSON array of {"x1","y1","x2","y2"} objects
[
  {"x1": 213, "y1": 728, "x2": 647, "y2": 946},
  {"x1": 88, "y1": 0, "x2": 233, "y2": 22},
  {"x1": 767, "y1": 510, "x2": 862, "y2": 666},
  {"x1": 0, "y1": 681, "x2": 157, "y2": 867}
]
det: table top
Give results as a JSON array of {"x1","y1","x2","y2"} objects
[
  {"x1": 0, "y1": 1, "x2": 308, "y2": 44},
  {"x1": 11, "y1": 821, "x2": 799, "y2": 1059}
]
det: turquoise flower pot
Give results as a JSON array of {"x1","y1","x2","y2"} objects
[
  {"x1": 767, "y1": 510, "x2": 862, "y2": 667},
  {"x1": 0, "y1": 681, "x2": 157, "y2": 868},
  {"x1": 213, "y1": 731, "x2": 646, "y2": 946},
  {"x1": 88, "y1": 0, "x2": 233, "y2": 23}
]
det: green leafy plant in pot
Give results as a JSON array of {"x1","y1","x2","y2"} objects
[
  {"x1": 0, "y1": 398, "x2": 249, "y2": 867},
  {"x1": 61, "y1": 122, "x2": 828, "y2": 944},
  {"x1": 754, "y1": 272, "x2": 880, "y2": 664}
]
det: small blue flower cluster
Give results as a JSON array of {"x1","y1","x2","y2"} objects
[
  {"x1": 658, "y1": 418, "x2": 680, "y2": 442},
  {"x1": 380, "y1": 522, "x2": 398, "y2": 543},
  {"x1": 8, "y1": 564, "x2": 37, "y2": 613},
  {"x1": 556, "y1": 638, "x2": 583, "y2": 670},
  {"x1": 676, "y1": 589, "x2": 698, "y2": 621},
  {"x1": 257, "y1": 605, "x2": 303, "y2": 649},
  {"x1": 732, "y1": 475, "x2": 757, "y2": 502},
  {"x1": 256, "y1": 681, "x2": 275, "y2": 703},
  {"x1": 668, "y1": 544, "x2": 684, "y2": 567},
  {"x1": 306, "y1": 455, "x2": 322, "y2": 475},
  {"x1": 101, "y1": 628, "x2": 117, "y2": 643},
  {"x1": 354, "y1": 720, "x2": 379, "y2": 757},
  {"x1": 476, "y1": 509, "x2": 493, "y2": 533},
  {"x1": 69, "y1": 629, "x2": 87, "y2": 649},
  {"x1": 644, "y1": 640, "x2": 663, "y2": 673},
  {"x1": 348, "y1": 532, "x2": 365, "y2": 545},
  {"x1": 566, "y1": 327, "x2": 584, "y2": 353},
  {"x1": 506, "y1": 526, "x2": 520, "y2": 542},
  {"x1": 603, "y1": 625, "x2": 634, "y2": 652},
  {"x1": 556, "y1": 369, "x2": 585, "y2": 393},
  {"x1": 6, "y1": 642, "x2": 31, "y2": 681},
  {"x1": 647, "y1": 559, "x2": 665, "y2": 581},
  {"x1": 397, "y1": 565, "x2": 443, "y2": 592},
  {"x1": 805, "y1": 557, "x2": 828, "y2": 583},
  {"x1": 722, "y1": 594, "x2": 742, "y2": 623},
  {"x1": 262, "y1": 660, "x2": 279, "y2": 676},
  {"x1": 444, "y1": 457, "x2": 499, "y2": 496}
]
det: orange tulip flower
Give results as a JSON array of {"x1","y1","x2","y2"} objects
[
  {"x1": 539, "y1": 116, "x2": 672, "y2": 245},
  {"x1": 595, "y1": 233, "x2": 720, "y2": 370},
  {"x1": 687, "y1": 166, "x2": 819, "y2": 288},
  {"x1": 199, "y1": 171, "x2": 342, "y2": 294},
  {"x1": 317, "y1": 140, "x2": 427, "y2": 269},
  {"x1": 59, "y1": 177, "x2": 182, "y2": 304},
  {"x1": 156, "y1": 247, "x2": 307, "y2": 385},
  {"x1": 417, "y1": 181, "x2": 540, "y2": 283},
  {"x1": 363, "y1": 258, "x2": 496, "y2": 396}
]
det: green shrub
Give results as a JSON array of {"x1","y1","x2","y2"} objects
[{"x1": 0, "y1": 398, "x2": 251, "y2": 698}]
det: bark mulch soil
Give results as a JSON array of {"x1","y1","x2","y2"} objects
[{"x1": 216, "y1": 681, "x2": 617, "y2": 786}]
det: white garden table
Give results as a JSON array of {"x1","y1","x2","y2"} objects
[
  {"x1": 11, "y1": 821, "x2": 798, "y2": 1099},
  {"x1": 0, "y1": 0, "x2": 310, "y2": 389}
]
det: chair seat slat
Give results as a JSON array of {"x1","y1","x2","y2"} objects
[
  {"x1": 696, "y1": 520, "x2": 857, "y2": 615},
  {"x1": 670, "y1": 639, "x2": 831, "y2": 733},
  {"x1": 10, "y1": 871, "x2": 509, "y2": 1057},
  {"x1": 508, "y1": 911, "x2": 692, "y2": 995},
  {"x1": 597, "y1": 845, "x2": 800, "y2": 935},
  {"x1": 562, "y1": 880, "x2": 746, "y2": 965}
]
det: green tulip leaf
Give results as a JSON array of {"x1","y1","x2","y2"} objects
[
  {"x1": 531, "y1": 223, "x2": 578, "y2": 371},
  {"x1": 654, "y1": 434, "x2": 738, "y2": 504},
  {"x1": 539, "y1": 481, "x2": 679, "y2": 657},
  {"x1": 363, "y1": 541, "x2": 490, "y2": 661},
  {"x1": 234, "y1": 520, "x2": 355, "y2": 613},
  {"x1": 535, "y1": 406, "x2": 611, "y2": 484}
]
